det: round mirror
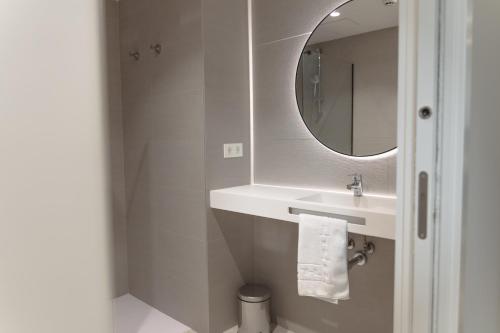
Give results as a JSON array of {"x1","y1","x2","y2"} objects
[{"x1": 295, "y1": 0, "x2": 398, "y2": 157}]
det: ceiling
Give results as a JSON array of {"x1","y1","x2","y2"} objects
[{"x1": 308, "y1": 0, "x2": 398, "y2": 45}]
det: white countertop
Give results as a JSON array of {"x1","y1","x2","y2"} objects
[{"x1": 210, "y1": 184, "x2": 396, "y2": 240}]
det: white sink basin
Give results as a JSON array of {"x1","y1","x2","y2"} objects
[
  {"x1": 210, "y1": 184, "x2": 397, "y2": 239},
  {"x1": 297, "y1": 193, "x2": 396, "y2": 213}
]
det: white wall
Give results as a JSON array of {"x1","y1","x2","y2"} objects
[
  {"x1": 460, "y1": 1, "x2": 500, "y2": 332},
  {"x1": 0, "y1": 1, "x2": 113, "y2": 332}
]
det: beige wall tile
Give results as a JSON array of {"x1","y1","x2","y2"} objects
[
  {"x1": 252, "y1": 0, "x2": 345, "y2": 44},
  {"x1": 251, "y1": 2, "x2": 397, "y2": 331},
  {"x1": 254, "y1": 218, "x2": 394, "y2": 333},
  {"x1": 105, "y1": 0, "x2": 129, "y2": 297},
  {"x1": 203, "y1": 0, "x2": 254, "y2": 332},
  {"x1": 120, "y1": 0, "x2": 209, "y2": 331}
]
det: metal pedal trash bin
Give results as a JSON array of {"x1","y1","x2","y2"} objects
[{"x1": 237, "y1": 284, "x2": 271, "y2": 333}]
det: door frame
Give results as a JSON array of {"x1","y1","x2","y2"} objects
[
  {"x1": 433, "y1": 0, "x2": 470, "y2": 331},
  {"x1": 394, "y1": 0, "x2": 469, "y2": 332},
  {"x1": 393, "y1": 0, "x2": 419, "y2": 329}
]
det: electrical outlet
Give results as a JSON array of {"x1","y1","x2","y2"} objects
[{"x1": 223, "y1": 143, "x2": 243, "y2": 158}]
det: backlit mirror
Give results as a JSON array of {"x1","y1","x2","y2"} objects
[{"x1": 295, "y1": 0, "x2": 398, "y2": 157}]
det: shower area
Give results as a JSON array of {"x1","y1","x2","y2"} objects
[
  {"x1": 297, "y1": 47, "x2": 354, "y2": 155},
  {"x1": 105, "y1": 0, "x2": 253, "y2": 332}
]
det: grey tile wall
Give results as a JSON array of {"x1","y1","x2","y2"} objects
[
  {"x1": 119, "y1": 0, "x2": 210, "y2": 331},
  {"x1": 251, "y1": 1, "x2": 397, "y2": 332},
  {"x1": 117, "y1": 0, "x2": 396, "y2": 332},
  {"x1": 253, "y1": 0, "x2": 397, "y2": 195},
  {"x1": 119, "y1": 0, "x2": 253, "y2": 331},
  {"x1": 253, "y1": 218, "x2": 394, "y2": 333},
  {"x1": 105, "y1": 0, "x2": 129, "y2": 297},
  {"x1": 203, "y1": 0, "x2": 254, "y2": 331}
]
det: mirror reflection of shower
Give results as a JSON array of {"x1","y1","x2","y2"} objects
[
  {"x1": 302, "y1": 48, "x2": 323, "y2": 123},
  {"x1": 295, "y1": 0, "x2": 398, "y2": 157},
  {"x1": 297, "y1": 45, "x2": 354, "y2": 155}
]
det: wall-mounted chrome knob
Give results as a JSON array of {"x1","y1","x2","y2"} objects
[
  {"x1": 129, "y1": 50, "x2": 140, "y2": 61},
  {"x1": 363, "y1": 241, "x2": 375, "y2": 254},
  {"x1": 347, "y1": 238, "x2": 355, "y2": 249},
  {"x1": 150, "y1": 43, "x2": 162, "y2": 56},
  {"x1": 348, "y1": 252, "x2": 367, "y2": 269},
  {"x1": 348, "y1": 239, "x2": 376, "y2": 270}
]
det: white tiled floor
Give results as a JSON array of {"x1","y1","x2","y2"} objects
[
  {"x1": 223, "y1": 325, "x2": 295, "y2": 333},
  {"x1": 114, "y1": 294, "x2": 293, "y2": 333},
  {"x1": 113, "y1": 294, "x2": 194, "y2": 333}
]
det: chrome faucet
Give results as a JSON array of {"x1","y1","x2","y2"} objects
[{"x1": 347, "y1": 174, "x2": 363, "y2": 197}]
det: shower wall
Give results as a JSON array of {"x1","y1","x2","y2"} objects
[
  {"x1": 105, "y1": 0, "x2": 128, "y2": 298},
  {"x1": 118, "y1": 0, "x2": 252, "y2": 332},
  {"x1": 119, "y1": 0, "x2": 209, "y2": 331},
  {"x1": 298, "y1": 49, "x2": 354, "y2": 155}
]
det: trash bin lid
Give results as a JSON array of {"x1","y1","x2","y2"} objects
[{"x1": 238, "y1": 284, "x2": 271, "y2": 303}]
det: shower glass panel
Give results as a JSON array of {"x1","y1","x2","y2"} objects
[{"x1": 297, "y1": 48, "x2": 354, "y2": 155}]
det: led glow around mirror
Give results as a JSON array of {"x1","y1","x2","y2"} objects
[{"x1": 295, "y1": 0, "x2": 399, "y2": 157}]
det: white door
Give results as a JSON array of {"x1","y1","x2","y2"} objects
[
  {"x1": 439, "y1": 1, "x2": 500, "y2": 333},
  {"x1": 396, "y1": 1, "x2": 500, "y2": 333},
  {"x1": 0, "y1": 1, "x2": 114, "y2": 332}
]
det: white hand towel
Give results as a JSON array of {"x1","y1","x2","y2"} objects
[{"x1": 297, "y1": 214, "x2": 349, "y2": 304}]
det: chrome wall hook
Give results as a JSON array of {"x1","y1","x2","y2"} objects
[
  {"x1": 150, "y1": 43, "x2": 162, "y2": 56},
  {"x1": 129, "y1": 50, "x2": 140, "y2": 61}
]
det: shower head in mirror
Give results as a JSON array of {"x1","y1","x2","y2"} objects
[{"x1": 295, "y1": 0, "x2": 399, "y2": 157}]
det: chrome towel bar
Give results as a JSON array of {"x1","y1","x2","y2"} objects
[{"x1": 288, "y1": 207, "x2": 366, "y2": 225}]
